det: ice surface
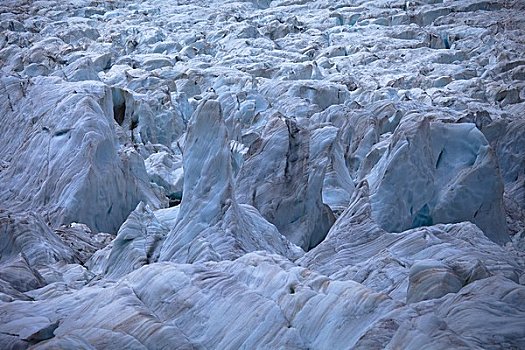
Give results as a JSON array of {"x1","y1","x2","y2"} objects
[{"x1": 0, "y1": 0, "x2": 524, "y2": 348}]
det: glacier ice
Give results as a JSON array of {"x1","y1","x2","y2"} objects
[{"x1": 0, "y1": 0, "x2": 524, "y2": 348}]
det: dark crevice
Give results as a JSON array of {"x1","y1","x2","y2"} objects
[
  {"x1": 168, "y1": 192, "x2": 182, "y2": 207},
  {"x1": 130, "y1": 118, "x2": 138, "y2": 142},
  {"x1": 436, "y1": 149, "x2": 444, "y2": 169},
  {"x1": 113, "y1": 101, "x2": 126, "y2": 126},
  {"x1": 53, "y1": 128, "x2": 70, "y2": 137},
  {"x1": 412, "y1": 204, "x2": 433, "y2": 228},
  {"x1": 26, "y1": 320, "x2": 60, "y2": 344},
  {"x1": 112, "y1": 88, "x2": 126, "y2": 126}
]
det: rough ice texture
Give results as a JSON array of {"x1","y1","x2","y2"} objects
[
  {"x1": 0, "y1": 76, "x2": 165, "y2": 233},
  {"x1": 367, "y1": 117, "x2": 509, "y2": 244},
  {"x1": 235, "y1": 115, "x2": 335, "y2": 251},
  {"x1": 1, "y1": 0, "x2": 524, "y2": 348},
  {"x1": 158, "y1": 97, "x2": 303, "y2": 263}
]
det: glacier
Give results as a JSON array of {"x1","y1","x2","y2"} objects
[{"x1": 0, "y1": 0, "x2": 524, "y2": 349}]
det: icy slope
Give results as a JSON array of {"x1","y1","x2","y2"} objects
[{"x1": 0, "y1": 0, "x2": 524, "y2": 348}]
